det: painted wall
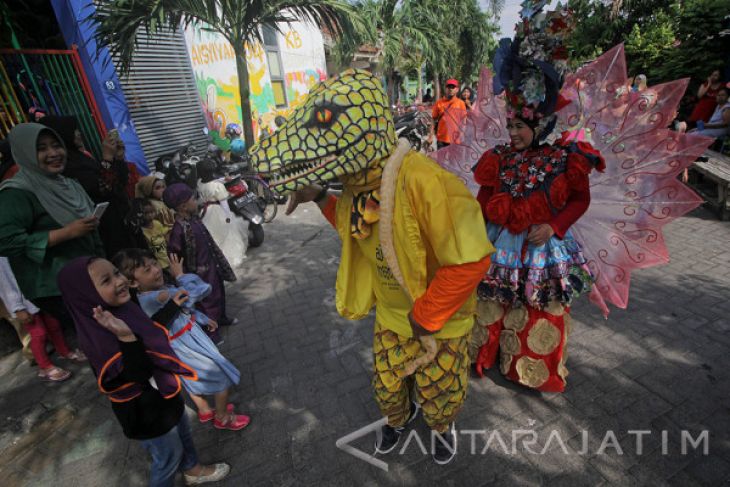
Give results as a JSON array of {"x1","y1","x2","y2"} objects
[{"x1": 183, "y1": 21, "x2": 327, "y2": 149}]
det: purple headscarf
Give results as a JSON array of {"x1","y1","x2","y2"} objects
[
  {"x1": 162, "y1": 183, "x2": 193, "y2": 209},
  {"x1": 58, "y1": 256, "x2": 196, "y2": 402}
]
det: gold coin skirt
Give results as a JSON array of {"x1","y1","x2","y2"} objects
[{"x1": 470, "y1": 299, "x2": 570, "y2": 393}]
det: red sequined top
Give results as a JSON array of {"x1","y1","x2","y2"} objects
[{"x1": 473, "y1": 136, "x2": 605, "y2": 237}]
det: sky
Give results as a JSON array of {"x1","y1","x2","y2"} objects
[{"x1": 480, "y1": 0, "x2": 560, "y2": 38}]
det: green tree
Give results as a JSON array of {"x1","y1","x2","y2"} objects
[
  {"x1": 335, "y1": 0, "x2": 497, "y2": 102},
  {"x1": 650, "y1": 0, "x2": 730, "y2": 86},
  {"x1": 449, "y1": 0, "x2": 498, "y2": 86},
  {"x1": 90, "y1": 0, "x2": 357, "y2": 148},
  {"x1": 568, "y1": 0, "x2": 730, "y2": 94},
  {"x1": 333, "y1": 0, "x2": 442, "y2": 102},
  {"x1": 624, "y1": 9, "x2": 676, "y2": 75}
]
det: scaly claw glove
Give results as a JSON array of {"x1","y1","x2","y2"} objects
[{"x1": 408, "y1": 311, "x2": 436, "y2": 337}]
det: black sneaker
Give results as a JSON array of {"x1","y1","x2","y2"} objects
[
  {"x1": 219, "y1": 317, "x2": 239, "y2": 327},
  {"x1": 432, "y1": 423, "x2": 457, "y2": 465},
  {"x1": 374, "y1": 401, "x2": 421, "y2": 454}
]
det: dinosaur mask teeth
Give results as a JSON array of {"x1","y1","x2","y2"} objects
[{"x1": 269, "y1": 153, "x2": 339, "y2": 187}]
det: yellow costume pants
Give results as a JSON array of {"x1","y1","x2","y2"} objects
[{"x1": 372, "y1": 322, "x2": 469, "y2": 433}]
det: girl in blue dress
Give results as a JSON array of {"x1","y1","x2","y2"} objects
[{"x1": 112, "y1": 249, "x2": 250, "y2": 431}]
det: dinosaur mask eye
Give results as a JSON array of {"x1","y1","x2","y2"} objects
[
  {"x1": 315, "y1": 108, "x2": 333, "y2": 124},
  {"x1": 306, "y1": 105, "x2": 340, "y2": 129}
]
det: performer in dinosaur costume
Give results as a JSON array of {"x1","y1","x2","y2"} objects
[{"x1": 250, "y1": 70, "x2": 495, "y2": 464}]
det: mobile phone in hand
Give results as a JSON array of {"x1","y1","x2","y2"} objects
[{"x1": 92, "y1": 202, "x2": 110, "y2": 220}]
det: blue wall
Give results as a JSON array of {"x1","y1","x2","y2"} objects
[{"x1": 49, "y1": 0, "x2": 149, "y2": 174}]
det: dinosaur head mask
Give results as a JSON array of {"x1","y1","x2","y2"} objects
[{"x1": 250, "y1": 69, "x2": 397, "y2": 195}]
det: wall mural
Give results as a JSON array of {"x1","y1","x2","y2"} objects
[{"x1": 184, "y1": 22, "x2": 327, "y2": 150}]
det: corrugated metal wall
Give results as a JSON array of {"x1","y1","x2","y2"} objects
[{"x1": 114, "y1": 26, "x2": 207, "y2": 171}]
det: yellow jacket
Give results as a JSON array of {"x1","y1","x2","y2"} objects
[{"x1": 333, "y1": 150, "x2": 495, "y2": 338}]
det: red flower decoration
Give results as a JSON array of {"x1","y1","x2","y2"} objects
[
  {"x1": 545, "y1": 164, "x2": 553, "y2": 173},
  {"x1": 506, "y1": 197, "x2": 531, "y2": 234},
  {"x1": 504, "y1": 169, "x2": 516, "y2": 179},
  {"x1": 486, "y1": 192, "x2": 512, "y2": 225},
  {"x1": 474, "y1": 151, "x2": 500, "y2": 186},
  {"x1": 529, "y1": 190, "x2": 552, "y2": 223},
  {"x1": 519, "y1": 163, "x2": 529, "y2": 173},
  {"x1": 566, "y1": 153, "x2": 592, "y2": 186},
  {"x1": 575, "y1": 141, "x2": 600, "y2": 158},
  {"x1": 575, "y1": 141, "x2": 606, "y2": 172},
  {"x1": 550, "y1": 173, "x2": 570, "y2": 209}
]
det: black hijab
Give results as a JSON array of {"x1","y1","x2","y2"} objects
[
  {"x1": 0, "y1": 139, "x2": 15, "y2": 180},
  {"x1": 42, "y1": 116, "x2": 103, "y2": 198}
]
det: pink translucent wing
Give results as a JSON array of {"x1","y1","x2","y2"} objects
[
  {"x1": 431, "y1": 67, "x2": 509, "y2": 195},
  {"x1": 558, "y1": 44, "x2": 628, "y2": 139},
  {"x1": 558, "y1": 45, "x2": 712, "y2": 316}
]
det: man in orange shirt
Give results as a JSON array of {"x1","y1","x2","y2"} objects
[{"x1": 432, "y1": 79, "x2": 467, "y2": 148}]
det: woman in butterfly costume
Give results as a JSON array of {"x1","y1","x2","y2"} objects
[{"x1": 435, "y1": 1, "x2": 712, "y2": 392}]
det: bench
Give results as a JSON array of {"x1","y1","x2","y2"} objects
[{"x1": 689, "y1": 149, "x2": 730, "y2": 220}]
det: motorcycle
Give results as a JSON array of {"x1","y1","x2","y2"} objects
[
  {"x1": 154, "y1": 143, "x2": 200, "y2": 188},
  {"x1": 393, "y1": 109, "x2": 433, "y2": 153},
  {"x1": 200, "y1": 125, "x2": 287, "y2": 221},
  {"x1": 196, "y1": 157, "x2": 266, "y2": 247},
  {"x1": 224, "y1": 123, "x2": 251, "y2": 170}
]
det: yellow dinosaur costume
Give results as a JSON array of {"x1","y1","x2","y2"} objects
[{"x1": 251, "y1": 70, "x2": 494, "y2": 435}]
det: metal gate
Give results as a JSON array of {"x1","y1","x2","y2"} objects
[
  {"x1": 0, "y1": 47, "x2": 106, "y2": 158},
  {"x1": 112, "y1": 26, "x2": 208, "y2": 171}
]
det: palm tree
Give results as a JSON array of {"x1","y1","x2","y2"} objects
[
  {"x1": 334, "y1": 0, "x2": 497, "y2": 103},
  {"x1": 480, "y1": 0, "x2": 505, "y2": 18},
  {"x1": 90, "y1": 0, "x2": 357, "y2": 148},
  {"x1": 334, "y1": 0, "x2": 446, "y2": 104},
  {"x1": 426, "y1": 0, "x2": 498, "y2": 97}
]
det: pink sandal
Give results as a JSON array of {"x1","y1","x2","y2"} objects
[
  {"x1": 198, "y1": 403, "x2": 234, "y2": 423},
  {"x1": 213, "y1": 412, "x2": 250, "y2": 431},
  {"x1": 38, "y1": 366, "x2": 71, "y2": 382}
]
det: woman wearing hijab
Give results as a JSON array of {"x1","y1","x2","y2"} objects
[
  {"x1": 42, "y1": 116, "x2": 135, "y2": 257},
  {"x1": 0, "y1": 123, "x2": 104, "y2": 328},
  {"x1": 58, "y1": 256, "x2": 230, "y2": 486},
  {"x1": 135, "y1": 174, "x2": 176, "y2": 229}
]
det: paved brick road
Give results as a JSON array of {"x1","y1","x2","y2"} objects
[{"x1": 0, "y1": 204, "x2": 728, "y2": 486}]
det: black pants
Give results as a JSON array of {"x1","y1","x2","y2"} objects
[{"x1": 32, "y1": 296, "x2": 74, "y2": 331}]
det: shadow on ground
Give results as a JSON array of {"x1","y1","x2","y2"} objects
[{"x1": 0, "y1": 205, "x2": 728, "y2": 486}]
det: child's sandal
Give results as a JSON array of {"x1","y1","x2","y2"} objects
[
  {"x1": 62, "y1": 349, "x2": 87, "y2": 363},
  {"x1": 198, "y1": 403, "x2": 234, "y2": 423},
  {"x1": 38, "y1": 366, "x2": 71, "y2": 382},
  {"x1": 213, "y1": 411, "x2": 250, "y2": 431}
]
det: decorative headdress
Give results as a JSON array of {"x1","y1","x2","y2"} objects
[{"x1": 493, "y1": 0, "x2": 573, "y2": 138}]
